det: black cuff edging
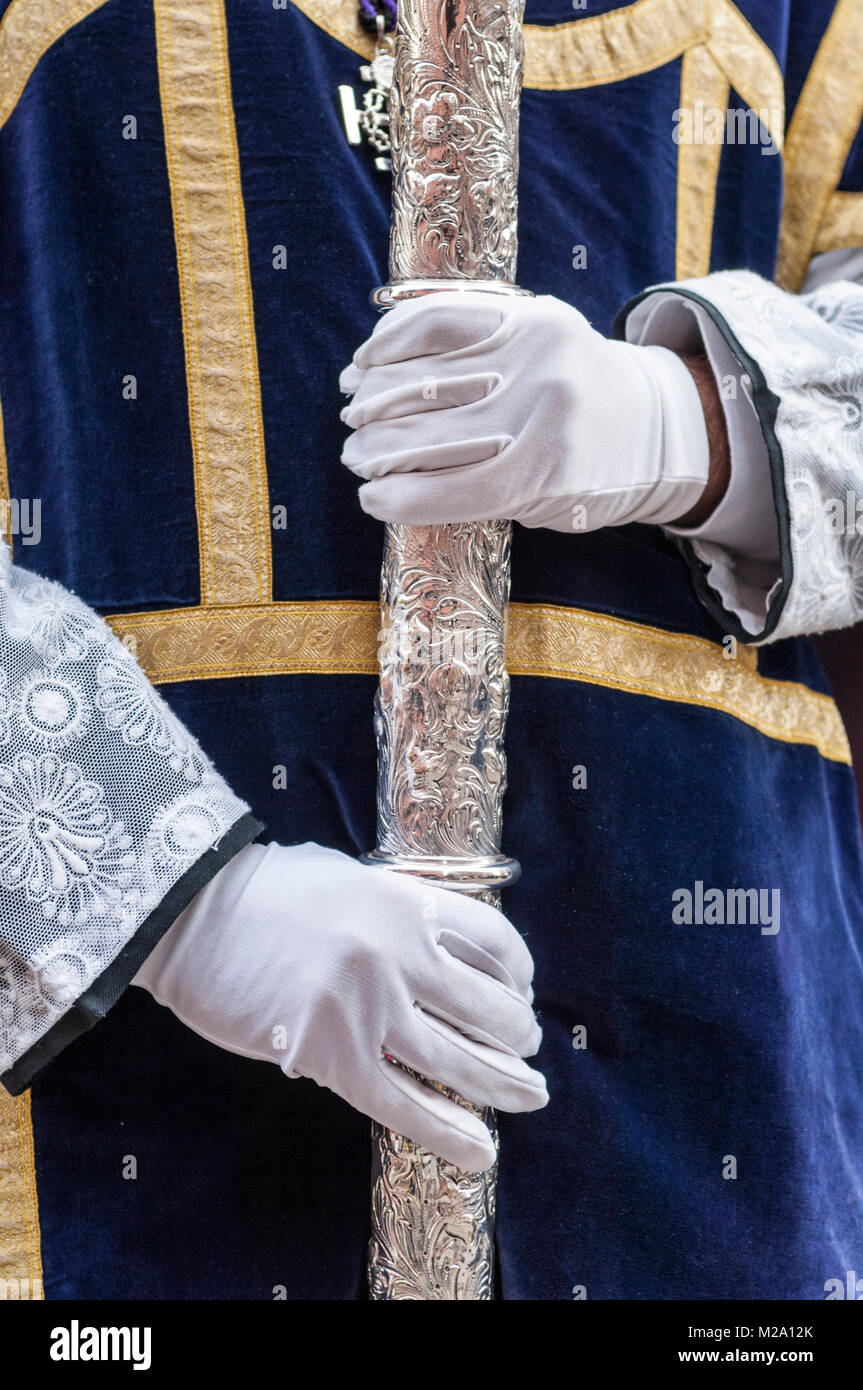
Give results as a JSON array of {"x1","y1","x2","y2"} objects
[
  {"x1": 1, "y1": 809, "x2": 264, "y2": 1096},
  {"x1": 612, "y1": 286, "x2": 792, "y2": 645}
]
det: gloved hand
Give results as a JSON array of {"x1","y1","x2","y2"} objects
[
  {"x1": 133, "y1": 841, "x2": 546, "y2": 1171},
  {"x1": 340, "y1": 291, "x2": 710, "y2": 531}
]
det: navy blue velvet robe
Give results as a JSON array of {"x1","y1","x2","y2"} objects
[{"x1": 1, "y1": 0, "x2": 862, "y2": 1299}]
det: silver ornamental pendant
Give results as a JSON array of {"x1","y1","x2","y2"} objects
[
  {"x1": 339, "y1": 17, "x2": 395, "y2": 171},
  {"x1": 358, "y1": 44, "x2": 395, "y2": 160}
]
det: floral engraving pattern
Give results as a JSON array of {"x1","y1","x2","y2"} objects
[
  {"x1": 369, "y1": 1117, "x2": 498, "y2": 1300},
  {"x1": 388, "y1": 0, "x2": 523, "y2": 284},
  {"x1": 374, "y1": 521, "x2": 512, "y2": 861},
  {"x1": 370, "y1": 0, "x2": 525, "y2": 1301}
]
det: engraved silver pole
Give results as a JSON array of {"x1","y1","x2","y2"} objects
[{"x1": 362, "y1": 0, "x2": 528, "y2": 1301}]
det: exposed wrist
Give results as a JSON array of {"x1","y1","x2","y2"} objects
[{"x1": 668, "y1": 352, "x2": 731, "y2": 527}]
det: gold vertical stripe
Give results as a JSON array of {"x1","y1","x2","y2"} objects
[
  {"x1": 0, "y1": 1089, "x2": 43, "y2": 1299},
  {"x1": 154, "y1": 0, "x2": 272, "y2": 606},
  {"x1": 0, "y1": 0, "x2": 111, "y2": 133},
  {"x1": 675, "y1": 44, "x2": 730, "y2": 279},
  {"x1": 104, "y1": 600, "x2": 851, "y2": 765},
  {"x1": 777, "y1": 0, "x2": 863, "y2": 292},
  {"x1": 814, "y1": 191, "x2": 863, "y2": 255},
  {"x1": 706, "y1": 0, "x2": 783, "y2": 149}
]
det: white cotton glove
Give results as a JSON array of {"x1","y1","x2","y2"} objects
[
  {"x1": 340, "y1": 291, "x2": 710, "y2": 531},
  {"x1": 133, "y1": 841, "x2": 547, "y2": 1171}
]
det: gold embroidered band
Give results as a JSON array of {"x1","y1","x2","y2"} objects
[
  {"x1": 0, "y1": 1090, "x2": 43, "y2": 1299},
  {"x1": 291, "y1": 0, "x2": 701, "y2": 91},
  {"x1": 814, "y1": 191, "x2": 863, "y2": 256},
  {"x1": 521, "y1": 0, "x2": 702, "y2": 91},
  {"x1": 0, "y1": 0, "x2": 111, "y2": 133},
  {"x1": 777, "y1": 0, "x2": 863, "y2": 292},
  {"x1": 675, "y1": 44, "x2": 730, "y2": 280},
  {"x1": 154, "y1": 0, "x2": 272, "y2": 606},
  {"x1": 705, "y1": 0, "x2": 783, "y2": 139},
  {"x1": 105, "y1": 599, "x2": 851, "y2": 765}
]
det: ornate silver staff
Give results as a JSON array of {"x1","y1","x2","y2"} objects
[{"x1": 361, "y1": 0, "x2": 528, "y2": 1300}]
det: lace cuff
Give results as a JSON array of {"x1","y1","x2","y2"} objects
[{"x1": 0, "y1": 545, "x2": 259, "y2": 1091}]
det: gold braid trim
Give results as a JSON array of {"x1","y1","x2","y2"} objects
[
  {"x1": 675, "y1": 43, "x2": 730, "y2": 279},
  {"x1": 0, "y1": 0, "x2": 111, "y2": 133},
  {"x1": 154, "y1": 0, "x2": 273, "y2": 606},
  {"x1": 105, "y1": 599, "x2": 851, "y2": 765},
  {"x1": 777, "y1": 0, "x2": 863, "y2": 292},
  {"x1": 814, "y1": 191, "x2": 863, "y2": 256},
  {"x1": 0, "y1": 1089, "x2": 43, "y2": 1300}
]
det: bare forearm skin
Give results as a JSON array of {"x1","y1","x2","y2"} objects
[{"x1": 670, "y1": 353, "x2": 732, "y2": 527}]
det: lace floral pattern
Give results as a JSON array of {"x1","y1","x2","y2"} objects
[
  {"x1": 0, "y1": 754, "x2": 135, "y2": 922},
  {"x1": 0, "y1": 548, "x2": 248, "y2": 1076},
  {"x1": 664, "y1": 268, "x2": 863, "y2": 642},
  {"x1": 95, "y1": 652, "x2": 209, "y2": 781}
]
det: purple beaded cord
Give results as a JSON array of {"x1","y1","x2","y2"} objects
[{"x1": 357, "y1": 0, "x2": 397, "y2": 32}]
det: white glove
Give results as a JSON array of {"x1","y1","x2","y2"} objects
[
  {"x1": 340, "y1": 291, "x2": 710, "y2": 531},
  {"x1": 133, "y1": 841, "x2": 547, "y2": 1171}
]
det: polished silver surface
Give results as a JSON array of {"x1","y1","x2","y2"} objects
[
  {"x1": 371, "y1": 278, "x2": 530, "y2": 309},
  {"x1": 360, "y1": 849, "x2": 521, "y2": 892},
  {"x1": 367, "y1": 0, "x2": 526, "y2": 1302},
  {"x1": 386, "y1": 0, "x2": 524, "y2": 285},
  {"x1": 369, "y1": 1093, "x2": 500, "y2": 1301}
]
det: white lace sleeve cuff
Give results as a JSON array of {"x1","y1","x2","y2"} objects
[{"x1": 0, "y1": 545, "x2": 261, "y2": 1093}]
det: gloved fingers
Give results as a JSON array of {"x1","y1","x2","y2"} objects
[
  {"x1": 434, "y1": 910, "x2": 535, "y2": 1000},
  {"x1": 356, "y1": 450, "x2": 518, "y2": 524},
  {"x1": 339, "y1": 361, "x2": 363, "y2": 395},
  {"x1": 375, "y1": 1063, "x2": 498, "y2": 1171},
  {"x1": 349, "y1": 294, "x2": 507, "y2": 370},
  {"x1": 417, "y1": 954, "x2": 541, "y2": 1057},
  {"x1": 432, "y1": 929, "x2": 520, "y2": 995},
  {"x1": 389, "y1": 1011, "x2": 549, "y2": 1114},
  {"x1": 343, "y1": 292, "x2": 593, "y2": 382},
  {"x1": 340, "y1": 353, "x2": 491, "y2": 402},
  {"x1": 341, "y1": 370, "x2": 499, "y2": 429},
  {"x1": 343, "y1": 427, "x2": 511, "y2": 483}
]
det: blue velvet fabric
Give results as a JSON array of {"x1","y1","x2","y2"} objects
[{"x1": 0, "y1": 0, "x2": 861, "y2": 1297}]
